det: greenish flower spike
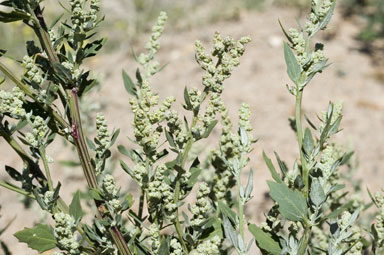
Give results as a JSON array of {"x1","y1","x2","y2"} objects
[
  {"x1": 53, "y1": 212, "x2": 82, "y2": 255},
  {"x1": 0, "y1": 87, "x2": 26, "y2": 118}
]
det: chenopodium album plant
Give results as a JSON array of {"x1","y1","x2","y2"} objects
[{"x1": 0, "y1": 0, "x2": 383, "y2": 254}]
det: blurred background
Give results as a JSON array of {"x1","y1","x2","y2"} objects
[{"x1": 1, "y1": 0, "x2": 384, "y2": 254}]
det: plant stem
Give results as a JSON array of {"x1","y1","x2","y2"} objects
[
  {"x1": 295, "y1": 89, "x2": 308, "y2": 197},
  {"x1": 39, "y1": 147, "x2": 53, "y2": 191},
  {"x1": 173, "y1": 181, "x2": 188, "y2": 254}
]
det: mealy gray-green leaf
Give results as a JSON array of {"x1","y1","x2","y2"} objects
[
  {"x1": 310, "y1": 178, "x2": 326, "y2": 207},
  {"x1": 14, "y1": 224, "x2": 56, "y2": 253},
  {"x1": 249, "y1": 224, "x2": 281, "y2": 255},
  {"x1": 284, "y1": 42, "x2": 301, "y2": 85},
  {"x1": 263, "y1": 151, "x2": 282, "y2": 183},
  {"x1": 69, "y1": 190, "x2": 84, "y2": 222},
  {"x1": 267, "y1": 181, "x2": 307, "y2": 222}
]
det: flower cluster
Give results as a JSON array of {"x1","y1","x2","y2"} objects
[
  {"x1": 147, "y1": 223, "x2": 161, "y2": 252},
  {"x1": 190, "y1": 182, "x2": 211, "y2": 226},
  {"x1": 319, "y1": 101, "x2": 343, "y2": 132},
  {"x1": 195, "y1": 33, "x2": 251, "y2": 93},
  {"x1": 96, "y1": 113, "x2": 110, "y2": 149},
  {"x1": 305, "y1": 0, "x2": 335, "y2": 35},
  {"x1": 53, "y1": 212, "x2": 82, "y2": 255},
  {"x1": 138, "y1": 11, "x2": 168, "y2": 79},
  {"x1": 0, "y1": 87, "x2": 26, "y2": 118},
  {"x1": 101, "y1": 174, "x2": 121, "y2": 212},
  {"x1": 22, "y1": 55, "x2": 44, "y2": 85},
  {"x1": 317, "y1": 144, "x2": 342, "y2": 194},
  {"x1": 25, "y1": 115, "x2": 48, "y2": 148},
  {"x1": 195, "y1": 92, "x2": 224, "y2": 137},
  {"x1": 170, "y1": 238, "x2": 183, "y2": 255},
  {"x1": 190, "y1": 236, "x2": 221, "y2": 255},
  {"x1": 62, "y1": 62, "x2": 81, "y2": 81},
  {"x1": 166, "y1": 110, "x2": 189, "y2": 148},
  {"x1": 130, "y1": 81, "x2": 175, "y2": 158},
  {"x1": 70, "y1": 0, "x2": 100, "y2": 33},
  {"x1": 147, "y1": 164, "x2": 176, "y2": 220},
  {"x1": 374, "y1": 191, "x2": 384, "y2": 246}
]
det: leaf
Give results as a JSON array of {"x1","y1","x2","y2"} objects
[
  {"x1": 202, "y1": 120, "x2": 218, "y2": 138},
  {"x1": 278, "y1": 19, "x2": 294, "y2": 45},
  {"x1": 263, "y1": 151, "x2": 282, "y2": 183},
  {"x1": 249, "y1": 224, "x2": 281, "y2": 255},
  {"x1": 267, "y1": 181, "x2": 307, "y2": 222},
  {"x1": 324, "y1": 201, "x2": 354, "y2": 221},
  {"x1": 158, "y1": 237, "x2": 170, "y2": 255},
  {"x1": 120, "y1": 160, "x2": 135, "y2": 179},
  {"x1": 244, "y1": 169, "x2": 254, "y2": 201},
  {"x1": 59, "y1": 160, "x2": 81, "y2": 167},
  {"x1": 186, "y1": 167, "x2": 202, "y2": 190},
  {"x1": 0, "y1": 10, "x2": 30, "y2": 23},
  {"x1": 218, "y1": 201, "x2": 238, "y2": 225},
  {"x1": 14, "y1": 224, "x2": 56, "y2": 253},
  {"x1": 310, "y1": 178, "x2": 326, "y2": 207},
  {"x1": 165, "y1": 130, "x2": 176, "y2": 148},
  {"x1": 122, "y1": 69, "x2": 137, "y2": 96},
  {"x1": 5, "y1": 165, "x2": 21, "y2": 181},
  {"x1": 274, "y1": 152, "x2": 288, "y2": 176},
  {"x1": 69, "y1": 190, "x2": 83, "y2": 222},
  {"x1": 283, "y1": 42, "x2": 301, "y2": 85},
  {"x1": 183, "y1": 86, "x2": 192, "y2": 110},
  {"x1": 303, "y1": 128, "x2": 314, "y2": 156},
  {"x1": 117, "y1": 145, "x2": 130, "y2": 157},
  {"x1": 89, "y1": 189, "x2": 103, "y2": 201},
  {"x1": 223, "y1": 216, "x2": 238, "y2": 249},
  {"x1": 52, "y1": 62, "x2": 72, "y2": 82}
]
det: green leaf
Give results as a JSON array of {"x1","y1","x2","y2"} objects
[
  {"x1": 117, "y1": 145, "x2": 130, "y2": 157},
  {"x1": 202, "y1": 120, "x2": 218, "y2": 138},
  {"x1": 310, "y1": 178, "x2": 326, "y2": 207},
  {"x1": 186, "y1": 167, "x2": 201, "y2": 189},
  {"x1": 249, "y1": 224, "x2": 281, "y2": 255},
  {"x1": 159, "y1": 237, "x2": 170, "y2": 255},
  {"x1": 267, "y1": 181, "x2": 307, "y2": 222},
  {"x1": 165, "y1": 130, "x2": 176, "y2": 148},
  {"x1": 89, "y1": 189, "x2": 103, "y2": 200},
  {"x1": 218, "y1": 201, "x2": 237, "y2": 225},
  {"x1": 324, "y1": 201, "x2": 353, "y2": 221},
  {"x1": 283, "y1": 42, "x2": 301, "y2": 85},
  {"x1": 59, "y1": 160, "x2": 81, "y2": 167},
  {"x1": 5, "y1": 165, "x2": 21, "y2": 181},
  {"x1": 69, "y1": 190, "x2": 84, "y2": 222},
  {"x1": 303, "y1": 128, "x2": 314, "y2": 156},
  {"x1": 122, "y1": 69, "x2": 137, "y2": 96},
  {"x1": 274, "y1": 152, "x2": 288, "y2": 176},
  {"x1": 183, "y1": 86, "x2": 192, "y2": 110},
  {"x1": 14, "y1": 224, "x2": 56, "y2": 253},
  {"x1": 0, "y1": 10, "x2": 30, "y2": 23},
  {"x1": 263, "y1": 151, "x2": 282, "y2": 183},
  {"x1": 110, "y1": 128, "x2": 120, "y2": 146},
  {"x1": 120, "y1": 160, "x2": 135, "y2": 179}
]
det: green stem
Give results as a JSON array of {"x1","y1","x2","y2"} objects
[
  {"x1": 297, "y1": 225, "x2": 310, "y2": 255},
  {"x1": 295, "y1": 89, "x2": 308, "y2": 197},
  {"x1": 39, "y1": 147, "x2": 53, "y2": 191},
  {"x1": 173, "y1": 182, "x2": 188, "y2": 254}
]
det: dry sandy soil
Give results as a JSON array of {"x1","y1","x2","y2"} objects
[{"x1": 1, "y1": 3, "x2": 384, "y2": 254}]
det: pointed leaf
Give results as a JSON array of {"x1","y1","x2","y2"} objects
[
  {"x1": 249, "y1": 224, "x2": 281, "y2": 255},
  {"x1": 303, "y1": 128, "x2": 314, "y2": 156},
  {"x1": 202, "y1": 120, "x2": 218, "y2": 138},
  {"x1": 14, "y1": 224, "x2": 56, "y2": 253},
  {"x1": 263, "y1": 151, "x2": 282, "y2": 183},
  {"x1": 310, "y1": 178, "x2": 326, "y2": 207},
  {"x1": 267, "y1": 181, "x2": 307, "y2": 222},
  {"x1": 122, "y1": 69, "x2": 137, "y2": 96},
  {"x1": 69, "y1": 190, "x2": 84, "y2": 222},
  {"x1": 284, "y1": 42, "x2": 301, "y2": 85}
]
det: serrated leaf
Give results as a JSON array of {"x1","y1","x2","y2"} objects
[
  {"x1": 122, "y1": 69, "x2": 137, "y2": 96},
  {"x1": 267, "y1": 181, "x2": 307, "y2": 222},
  {"x1": 69, "y1": 190, "x2": 83, "y2": 222},
  {"x1": 263, "y1": 151, "x2": 282, "y2": 183},
  {"x1": 249, "y1": 224, "x2": 281, "y2": 255},
  {"x1": 284, "y1": 42, "x2": 301, "y2": 85},
  {"x1": 310, "y1": 178, "x2": 326, "y2": 207},
  {"x1": 14, "y1": 224, "x2": 56, "y2": 253}
]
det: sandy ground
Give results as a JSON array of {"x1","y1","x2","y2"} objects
[{"x1": 1, "y1": 3, "x2": 384, "y2": 254}]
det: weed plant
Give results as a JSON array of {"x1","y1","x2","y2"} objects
[{"x1": 0, "y1": 0, "x2": 383, "y2": 254}]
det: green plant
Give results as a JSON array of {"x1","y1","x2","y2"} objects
[{"x1": 0, "y1": 0, "x2": 383, "y2": 255}]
